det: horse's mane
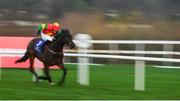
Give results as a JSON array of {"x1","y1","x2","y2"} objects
[{"x1": 54, "y1": 29, "x2": 69, "y2": 39}]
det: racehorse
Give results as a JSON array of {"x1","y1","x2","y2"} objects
[{"x1": 15, "y1": 29, "x2": 75, "y2": 85}]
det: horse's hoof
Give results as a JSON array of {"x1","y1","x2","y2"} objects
[{"x1": 50, "y1": 83, "x2": 55, "y2": 86}]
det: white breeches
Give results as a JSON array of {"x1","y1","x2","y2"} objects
[{"x1": 41, "y1": 32, "x2": 54, "y2": 41}]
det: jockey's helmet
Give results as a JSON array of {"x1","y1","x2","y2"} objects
[
  {"x1": 53, "y1": 22, "x2": 60, "y2": 31},
  {"x1": 47, "y1": 23, "x2": 53, "y2": 30}
]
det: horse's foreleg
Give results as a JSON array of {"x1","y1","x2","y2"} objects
[
  {"x1": 29, "y1": 56, "x2": 39, "y2": 82},
  {"x1": 43, "y1": 64, "x2": 53, "y2": 85},
  {"x1": 58, "y1": 64, "x2": 67, "y2": 85}
]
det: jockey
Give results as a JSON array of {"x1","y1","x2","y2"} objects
[{"x1": 35, "y1": 22, "x2": 61, "y2": 52}]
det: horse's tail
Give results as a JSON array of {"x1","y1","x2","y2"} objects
[{"x1": 15, "y1": 51, "x2": 29, "y2": 63}]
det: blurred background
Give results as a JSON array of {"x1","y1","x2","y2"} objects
[{"x1": 0, "y1": 0, "x2": 180, "y2": 40}]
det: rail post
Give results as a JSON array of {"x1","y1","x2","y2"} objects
[
  {"x1": 135, "y1": 44, "x2": 145, "y2": 91},
  {"x1": 0, "y1": 55, "x2": 1, "y2": 80},
  {"x1": 163, "y1": 44, "x2": 173, "y2": 66},
  {"x1": 109, "y1": 44, "x2": 119, "y2": 63},
  {"x1": 74, "y1": 33, "x2": 92, "y2": 85}
]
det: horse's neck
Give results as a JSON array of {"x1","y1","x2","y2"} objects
[{"x1": 50, "y1": 36, "x2": 64, "y2": 52}]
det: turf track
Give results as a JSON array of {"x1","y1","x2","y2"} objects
[{"x1": 0, "y1": 64, "x2": 180, "y2": 100}]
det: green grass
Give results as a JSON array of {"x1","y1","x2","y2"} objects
[{"x1": 0, "y1": 64, "x2": 180, "y2": 100}]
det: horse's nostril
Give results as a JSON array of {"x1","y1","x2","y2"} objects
[
  {"x1": 71, "y1": 43, "x2": 75, "y2": 49},
  {"x1": 71, "y1": 45, "x2": 75, "y2": 49},
  {"x1": 67, "y1": 42, "x2": 75, "y2": 49}
]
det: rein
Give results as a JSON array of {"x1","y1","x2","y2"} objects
[{"x1": 45, "y1": 46, "x2": 63, "y2": 55}]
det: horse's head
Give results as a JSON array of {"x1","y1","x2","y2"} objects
[{"x1": 58, "y1": 29, "x2": 75, "y2": 49}]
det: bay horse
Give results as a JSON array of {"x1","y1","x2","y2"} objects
[{"x1": 15, "y1": 29, "x2": 75, "y2": 85}]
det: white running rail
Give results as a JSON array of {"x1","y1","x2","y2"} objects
[{"x1": 1, "y1": 35, "x2": 180, "y2": 91}]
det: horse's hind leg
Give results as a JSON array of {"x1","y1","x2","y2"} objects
[
  {"x1": 29, "y1": 56, "x2": 39, "y2": 82},
  {"x1": 42, "y1": 63, "x2": 53, "y2": 85},
  {"x1": 57, "y1": 64, "x2": 67, "y2": 85}
]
